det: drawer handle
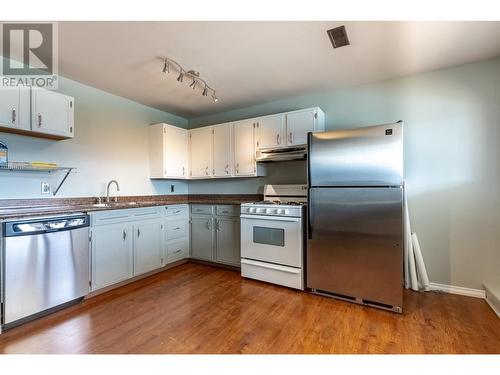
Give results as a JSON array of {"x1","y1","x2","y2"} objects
[
  {"x1": 173, "y1": 249, "x2": 182, "y2": 254},
  {"x1": 100, "y1": 215, "x2": 129, "y2": 221},
  {"x1": 122, "y1": 230, "x2": 127, "y2": 240},
  {"x1": 174, "y1": 227, "x2": 181, "y2": 230},
  {"x1": 38, "y1": 113, "x2": 42, "y2": 127},
  {"x1": 135, "y1": 212, "x2": 156, "y2": 216}
]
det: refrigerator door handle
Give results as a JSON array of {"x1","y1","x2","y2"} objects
[{"x1": 307, "y1": 191, "x2": 313, "y2": 239}]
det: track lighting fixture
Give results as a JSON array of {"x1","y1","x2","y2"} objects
[{"x1": 160, "y1": 57, "x2": 218, "y2": 103}]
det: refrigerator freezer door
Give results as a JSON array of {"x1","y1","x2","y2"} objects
[
  {"x1": 308, "y1": 122, "x2": 403, "y2": 187},
  {"x1": 307, "y1": 187, "x2": 403, "y2": 309}
]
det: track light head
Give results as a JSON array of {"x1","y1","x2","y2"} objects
[
  {"x1": 202, "y1": 86, "x2": 208, "y2": 96},
  {"x1": 212, "y1": 92, "x2": 218, "y2": 103},
  {"x1": 189, "y1": 79, "x2": 197, "y2": 89},
  {"x1": 177, "y1": 71, "x2": 184, "y2": 82},
  {"x1": 162, "y1": 60, "x2": 169, "y2": 74}
]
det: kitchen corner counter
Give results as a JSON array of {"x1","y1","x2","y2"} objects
[{"x1": 0, "y1": 194, "x2": 262, "y2": 220}]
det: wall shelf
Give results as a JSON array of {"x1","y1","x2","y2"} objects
[{"x1": 0, "y1": 162, "x2": 75, "y2": 196}]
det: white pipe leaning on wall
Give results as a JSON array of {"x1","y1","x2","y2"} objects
[
  {"x1": 412, "y1": 233, "x2": 430, "y2": 291},
  {"x1": 404, "y1": 183, "x2": 429, "y2": 291}
]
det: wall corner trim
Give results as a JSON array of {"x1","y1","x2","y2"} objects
[{"x1": 428, "y1": 282, "x2": 486, "y2": 299}]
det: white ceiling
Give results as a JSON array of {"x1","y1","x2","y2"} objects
[{"x1": 58, "y1": 21, "x2": 500, "y2": 118}]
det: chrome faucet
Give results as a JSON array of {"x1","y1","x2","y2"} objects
[{"x1": 106, "y1": 180, "x2": 120, "y2": 203}]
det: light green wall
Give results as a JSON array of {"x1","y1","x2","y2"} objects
[
  {"x1": 189, "y1": 56, "x2": 500, "y2": 291},
  {"x1": 2, "y1": 54, "x2": 499, "y2": 291},
  {"x1": 0, "y1": 74, "x2": 189, "y2": 198}
]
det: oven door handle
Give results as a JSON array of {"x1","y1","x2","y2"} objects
[{"x1": 240, "y1": 214, "x2": 300, "y2": 222}]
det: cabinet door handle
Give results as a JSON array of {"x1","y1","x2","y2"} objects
[
  {"x1": 205, "y1": 166, "x2": 209, "y2": 175},
  {"x1": 137, "y1": 228, "x2": 140, "y2": 237},
  {"x1": 225, "y1": 164, "x2": 229, "y2": 174},
  {"x1": 182, "y1": 166, "x2": 185, "y2": 176},
  {"x1": 215, "y1": 219, "x2": 220, "y2": 231},
  {"x1": 38, "y1": 113, "x2": 42, "y2": 127},
  {"x1": 289, "y1": 132, "x2": 293, "y2": 144},
  {"x1": 11, "y1": 108, "x2": 16, "y2": 124},
  {"x1": 235, "y1": 163, "x2": 239, "y2": 174},
  {"x1": 206, "y1": 219, "x2": 212, "y2": 230},
  {"x1": 276, "y1": 133, "x2": 280, "y2": 145},
  {"x1": 123, "y1": 230, "x2": 127, "y2": 240}
]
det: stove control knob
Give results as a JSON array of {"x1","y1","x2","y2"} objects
[
  {"x1": 249, "y1": 207, "x2": 256, "y2": 213},
  {"x1": 278, "y1": 209, "x2": 285, "y2": 215}
]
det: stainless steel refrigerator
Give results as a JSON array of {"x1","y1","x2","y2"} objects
[{"x1": 307, "y1": 121, "x2": 404, "y2": 313}]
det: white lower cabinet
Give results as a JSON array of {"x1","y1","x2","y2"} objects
[
  {"x1": 90, "y1": 206, "x2": 188, "y2": 292},
  {"x1": 190, "y1": 204, "x2": 240, "y2": 267},
  {"x1": 215, "y1": 216, "x2": 240, "y2": 266},
  {"x1": 133, "y1": 219, "x2": 164, "y2": 276},
  {"x1": 164, "y1": 204, "x2": 190, "y2": 264},
  {"x1": 166, "y1": 239, "x2": 189, "y2": 263},
  {"x1": 91, "y1": 222, "x2": 134, "y2": 291}
]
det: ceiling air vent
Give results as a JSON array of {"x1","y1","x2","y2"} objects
[{"x1": 327, "y1": 25, "x2": 350, "y2": 48}]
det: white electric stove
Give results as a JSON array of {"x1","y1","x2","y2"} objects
[{"x1": 240, "y1": 184, "x2": 307, "y2": 290}]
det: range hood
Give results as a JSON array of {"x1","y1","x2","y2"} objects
[{"x1": 256, "y1": 145, "x2": 307, "y2": 162}]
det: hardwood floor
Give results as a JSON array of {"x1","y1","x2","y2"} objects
[{"x1": 0, "y1": 263, "x2": 499, "y2": 354}]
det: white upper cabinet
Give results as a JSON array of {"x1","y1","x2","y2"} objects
[
  {"x1": 233, "y1": 119, "x2": 256, "y2": 176},
  {"x1": 149, "y1": 123, "x2": 188, "y2": 179},
  {"x1": 165, "y1": 125, "x2": 188, "y2": 178},
  {"x1": 0, "y1": 87, "x2": 30, "y2": 131},
  {"x1": 148, "y1": 107, "x2": 323, "y2": 180},
  {"x1": 256, "y1": 114, "x2": 285, "y2": 150},
  {"x1": 212, "y1": 123, "x2": 233, "y2": 178},
  {"x1": 31, "y1": 88, "x2": 74, "y2": 139},
  {"x1": 189, "y1": 126, "x2": 213, "y2": 178},
  {"x1": 285, "y1": 108, "x2": 325, "y2": 146}
]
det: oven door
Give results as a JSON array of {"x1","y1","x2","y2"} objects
[{"x1": 240, "y1": 214, "x2": 302, "y2": 268}]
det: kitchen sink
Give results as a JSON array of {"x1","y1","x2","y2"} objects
[{"x1": 92, "y1": 202, "x2": 139, "y2": 208}]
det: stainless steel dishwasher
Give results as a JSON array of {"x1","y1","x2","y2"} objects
[{"x1": 1, "y1": 213, "x2": 90, "y2": 329}]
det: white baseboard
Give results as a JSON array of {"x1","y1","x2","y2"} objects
[
  {"x1": 428, "y1": 282, "x2": 486, "y2": 299},
  {"x1": 484, "y1": 284, "x2": 500, "y2": 318}
]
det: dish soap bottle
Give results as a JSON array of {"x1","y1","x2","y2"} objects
[{"x1": 0, "y1": 141, "x2": 8, "y2": 166}]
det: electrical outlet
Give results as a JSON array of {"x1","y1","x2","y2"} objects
[
  {"x1": 170, "y1": 184, "x2": 175, "y2": 193},
  {"x1": 41, "y1": 182, "x2": 51, "y2": 195}
]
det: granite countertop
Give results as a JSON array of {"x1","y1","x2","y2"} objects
[{"x1": 0, "y1": 194, "x2": 261, "y2": 220}]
